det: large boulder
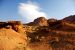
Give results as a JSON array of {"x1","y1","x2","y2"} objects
[
  {"x1": 26, "y1": 17, "x2": 48, "y2": 26},
  {"x1": 34, "y1": 17, "x2": 48, "y2": 26}
]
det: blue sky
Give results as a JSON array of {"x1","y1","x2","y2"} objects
[{"x1": 0, "y1": 0, "x2": 75, "y2": 23}]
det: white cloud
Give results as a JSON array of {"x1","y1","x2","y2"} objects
[{"x1": 18, "y1": 2, "x2": 47, "y2": 23}]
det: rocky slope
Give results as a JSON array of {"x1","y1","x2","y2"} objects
[
  {"x1": 0, "y1": 28, "x2": 26, "y2": 50},
  {"x1": 0, "y1": 15, "x2": 75, "y2": 50},
  {"x1": 25, "y1": 15, "x2": 75, "y2": 50},
  {"x1": 0, "y1": 21, "x2": 27, "y2": 50}
]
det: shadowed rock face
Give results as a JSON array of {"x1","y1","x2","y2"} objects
[
  {"x1": 8, "y1": 21, "x2": 25, "y2": 33},
  {"x1": 0, "y1": 22, "x2": 8, "y2": 28},
  {"x1": 47, "y1": 18, "x2": 58, "y2": 27},
  {"x1": 48, "y1": 18, "x2": 57, "y2": 23},
  {"x1": 63, "y1": 15, "x2": 75, "y2": 23},
  {"x1": 0, "y1": 21, "x2": 25, "y2": 33},
  {"x1": 8, "y1": 21, "x2": 22, "y2": 25}
]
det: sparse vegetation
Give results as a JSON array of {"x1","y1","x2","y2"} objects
[{"x1": 0, "y1": 16, "x2": 75, "y2": 50}]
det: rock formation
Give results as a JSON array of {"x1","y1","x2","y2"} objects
[
  {"x1": 63, "y1": 15, "x2": 75, "y2": 23},
  {"x1": 26, "y1": 17, "x2": 48, "y2": 26},
  {"x1": 0, "y1": 15, "x2": 75, "y2": 50},
  {"x1": 0, "y1": 21, "x2": 27, "y2": 50}
]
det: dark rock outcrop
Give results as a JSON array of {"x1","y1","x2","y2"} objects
[{"x1": 63, "y1": 15, "x2": 75, "y2": 23}]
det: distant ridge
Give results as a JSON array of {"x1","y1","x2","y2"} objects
[{"x1": 63, "y1": 15, "x2": 75, "y2": 23}]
